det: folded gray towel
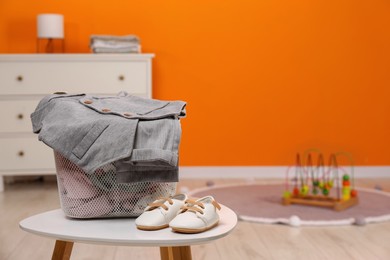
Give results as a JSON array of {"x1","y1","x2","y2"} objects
[
  {"x1": 90, "y1": 35, "x2": 141, "y2": 53},
  {"x1": 92, "y1": 46, "x2": 141, "y2": 53},
  {"x1": 90, "y1": 34, "x2": 140, "y2": 44},
  {"x1": 92, "y1": 41, "x2": 139, "y2": 49}
]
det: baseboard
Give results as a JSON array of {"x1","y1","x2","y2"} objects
[{"x1": 179, "y1": 166, "x2": 390, "y2": 179}]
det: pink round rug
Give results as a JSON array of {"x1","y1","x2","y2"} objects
[{"x1": 189, "y1": 184, "x2": 390, "y2": 226}]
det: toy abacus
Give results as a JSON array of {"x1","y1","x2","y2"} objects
[{"x1": 282, "y1": 151, "x2": 358, "y2": 211}]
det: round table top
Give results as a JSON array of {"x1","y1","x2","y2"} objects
[{"x1": 19, "y1": 205, "x2": 237, "y2": 247}]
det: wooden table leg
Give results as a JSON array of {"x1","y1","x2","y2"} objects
[
  {"x1": 160, "y1": 247, "x2": 170, "y2": 260},
  {"x1": 160, "y1": 246, "x2": 192, "y2": 260},
  {"x1": 52, "y1": 240, "x2": 74, "y2": 260}
]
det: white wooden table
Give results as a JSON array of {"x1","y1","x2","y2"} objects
[{"x1": 19, "y1": 206, "x2": 237, "y2": 260}]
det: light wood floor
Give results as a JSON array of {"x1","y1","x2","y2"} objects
[{"x1": 1, "y1": 178, "x2": 389, "y2": 260}]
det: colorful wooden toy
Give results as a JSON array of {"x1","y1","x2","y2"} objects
[{"x1": 282, "y1": 152, "x2": 358, "y2": 211}]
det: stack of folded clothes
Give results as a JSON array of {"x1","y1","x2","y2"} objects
[
  {"x1": 90, "y1": 35, "x2": 141, "y2": 53},
  {"x1": 31, "y1": 91, "x2": 187, "y2": 218}
]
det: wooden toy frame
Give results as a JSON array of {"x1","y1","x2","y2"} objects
[
  {"x1": 282, "y1": 194, "x2": 359, "y2": 211},
  {"x1": 282, "y1": 151, "x2": 358, "y2": 211}
]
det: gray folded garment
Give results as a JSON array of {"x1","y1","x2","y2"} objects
[
  {"x1": 90, "y1": 34, "x2": 140, "y2": 45},
  {"x1": 90, "y1": 34, "x2": 139, "y2": 41},
  {"x1": 92, "y1": 46, "x2": 141, "y2": 53},
  {"x1": 31, "y1": 92, "x2": 186, "y2": 181},
  {"x1": 92, "y1": 41, "x2": 139, "y2": 48}
]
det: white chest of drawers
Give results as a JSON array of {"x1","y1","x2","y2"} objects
[{"x1": 0, "y1": 54, "x2": 154, "y2": 191}]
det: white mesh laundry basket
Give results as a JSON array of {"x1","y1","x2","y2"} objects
[{"x1": 53, "y1": 152, "x2": 177, "y2": 219}]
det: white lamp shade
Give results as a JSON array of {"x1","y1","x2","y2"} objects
[{"x1": 37, "y1": 14, "x2": 64, "y2": 39}]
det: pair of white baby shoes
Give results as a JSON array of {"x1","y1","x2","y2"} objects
[{"x1": 135, "y1": 194, "x2": 221, "y2": 234}]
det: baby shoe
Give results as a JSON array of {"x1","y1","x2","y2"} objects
[
  {"x1": 169, "y1": 196, "x2": 221, "y2": 234},
  {"x1": 135, "y1": 194, "x2": 187, "y2": 231}
]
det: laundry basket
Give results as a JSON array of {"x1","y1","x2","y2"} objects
[{"x1": 53, "y1": 152, "x2": 177, "y2": 219}]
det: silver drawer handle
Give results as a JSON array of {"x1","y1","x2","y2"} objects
[
  {"x1": 18, "y1": 151, "x2": 25, "y2": 157},
  {"x1": 16, "y1": 75, "x2": 23, "y2": 82},
  {"x1": 118, "y1": 75, "x2": 125, "y2": 81},
  {"x1": 17, "y1": 113, "x2": 24, "y2": 120}
]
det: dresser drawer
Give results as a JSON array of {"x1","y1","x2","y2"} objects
[
  {"x1": 0, "y1": 100, "x2": 39, "y2": 133},
  {"x1": 0, "y1": 136, "x2": 55, "y2": 171},
  {"x1": 0, "y1": 61, "x2": 149, "y2": 96}
]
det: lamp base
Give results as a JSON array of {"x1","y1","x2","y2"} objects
[{"x1": 37, "y1": 38, "x2": 65, "y2": 53}]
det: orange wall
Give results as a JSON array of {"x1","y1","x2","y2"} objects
[{"x1": 1, "y1": 0, "x2": 390, "y2": 166}]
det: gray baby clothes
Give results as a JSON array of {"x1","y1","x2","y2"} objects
[{"x1": 31, "y1": 92, "x2": 186, "y2": 183}]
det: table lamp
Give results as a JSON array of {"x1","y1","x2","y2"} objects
[{"x1": 37, "y1": 14, "x2": 64, "y2": 53}]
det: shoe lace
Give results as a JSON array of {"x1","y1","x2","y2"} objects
[
  {"x1": 147, "y1": 197, "x2": 174, "y2": 211},
  {"x1": 181, "y1": 199, "x2": 221, "y2": 214}
]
